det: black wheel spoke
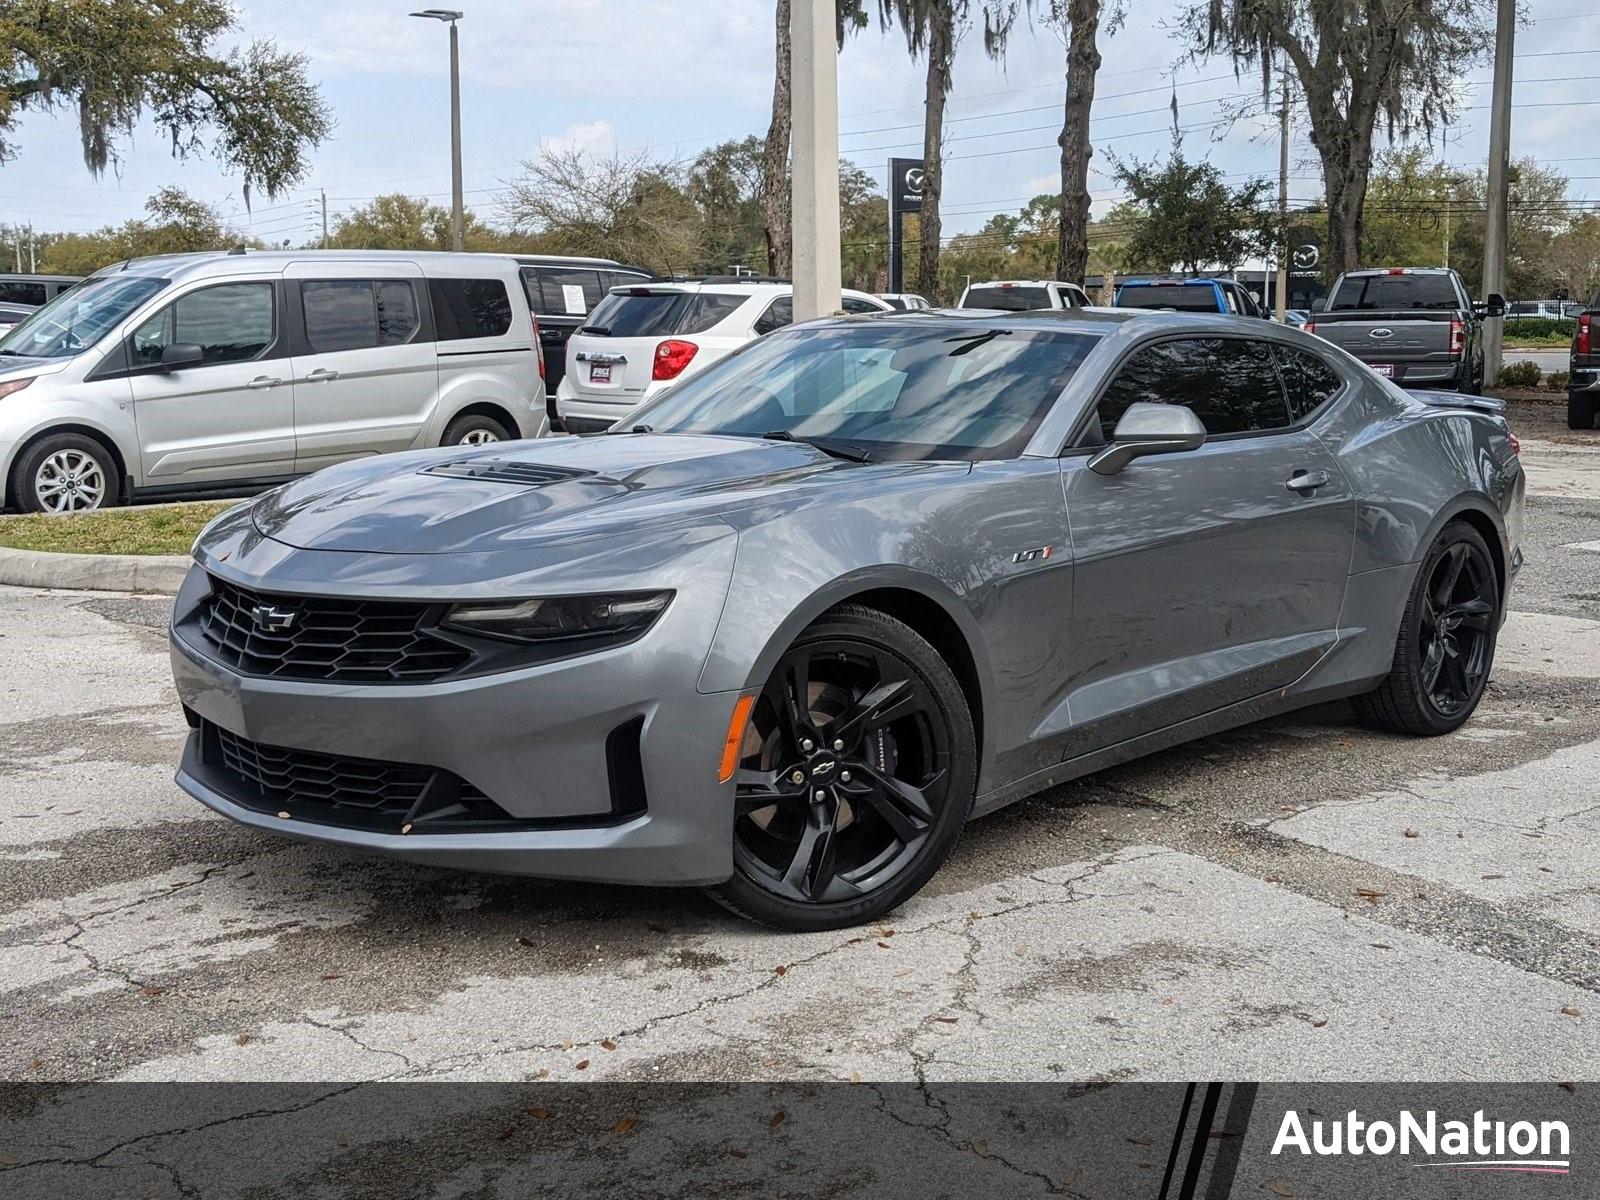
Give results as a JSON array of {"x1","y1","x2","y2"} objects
[
  {"x1": 1446, "y1": 597, "x2": 1495, "y2": 632},
  {"x1": 735, "y1": 768, "x2": 790, "y2": 815},
  {"x1": 779, "y1": 805, "x2": 842, "y2": 901},
  {"x1": 1441, "y1": 649, "x2": 1471, "y2": 699},
  {"x1": 779, "y1": 652, "x2": 819, "y2": 747},
  {"x1": 830, "y1": 678, "x2": 916, "y2": 747},
  {"x1": 1420, "y1": 637, "x2": 1446, "y2": 693},
  {"x1": 840, "y1": 770, "x2": 936, "y2": 844},
  {"x1": 1432, "y1": 544, "x2": 1468, "y2": 608}
]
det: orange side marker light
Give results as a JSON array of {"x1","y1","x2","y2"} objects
[{"x1": 718, "y1": 694, "x2": 757, "y2": 783}]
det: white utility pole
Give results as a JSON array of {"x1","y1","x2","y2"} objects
[
  {"x1": 790, "y1": 0, "x2": 841, "y2": 321},
  {"x1": 320, "y1": 189, "x2": 329, "y2": 248},
  {"x1": 1274, "y1": 61, "x2": 1289, "y2": 322},
  {"x1": 1481, "y1": 0, "x2": 1514, "y2": 388}
]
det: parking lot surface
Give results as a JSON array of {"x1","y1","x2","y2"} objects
[{"x1": 2, "y1": 401, "x2": 1597, "y2": 1084}]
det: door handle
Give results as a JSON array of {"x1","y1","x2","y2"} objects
[
  {"x1": 247, "y1": 375, "x2": 284, "y2": 389},
  {"x1": 1284, "y1": 469, "x2": 1331, "y2": 494},
  {"x1": 304, "y1": 368, "x2": 340, "y2": 382}
]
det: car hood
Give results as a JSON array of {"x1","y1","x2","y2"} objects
[{"x1": 253, "y1": 433, "x2": 958, "y2": 555}]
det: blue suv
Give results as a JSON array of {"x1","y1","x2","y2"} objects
[{"x1": 1114, "y1": 277, "x2": 1268, "y2": 318}]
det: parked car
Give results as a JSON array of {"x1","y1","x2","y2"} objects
[
  {"x1": 0, "y1": 272, "x2": 80, "y2": 307},
  {"x1": 171, "y1": 308, "x2": 1523, "y2": 930},
  {"x1": 513, "y1": 254, "x2": 653, "y2": 397},
  {"x1": 1306, "y1": 267, "x2": 1503, "y2": 393},
  {"x1": 1280, "y1": 309, "x2": 1311, "y2": 329},
  {"x1": 877, "y1": 292, "x2": 931, "y2": 311},
  {"x1": 1114, "y1": 277, "x2": 1267, "y2": 318},
  {"x1": 957, "y1": 279, "x2": 1090, "y2": 311},
  {"x1": 556, "y1": 278, "x2": 892, "y2": 433},
  {"x1": 1568, "y1": 289, "x2": 1600, "y2": 429},
  {"x1": 0, "y1": 302, "x2": 33, "y2": 335},
  {"x1": 0, "y1": 250, "x2": 546, "y2": 513},
  {"x1": 1507, "y1": 300, "x2": 1578, "y2": 321}
]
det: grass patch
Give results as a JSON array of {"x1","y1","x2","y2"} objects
[{"x1": 0, "y1": 500, "x2": 238, "y2": 556}]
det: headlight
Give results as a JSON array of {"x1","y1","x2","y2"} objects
[
  {"x1": 442, "y1": 591, "x2": 672, "y2": 645},
  {"x1": 0, "y1": 376, "x2": 34, "y2": 400}
]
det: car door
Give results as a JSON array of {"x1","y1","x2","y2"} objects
[
  {"x1": 525, "y1": 266, "x2": 605, "y2": 389},
  {"x1": 126, "y1": 279, "x2": 295, "y2": 484},
  {"x1": 1057, "y1": 334, "x2": 1355, "y2": 754},
  {"x1": 287, "y1": 266, "x2": 435, "y2": 473}
]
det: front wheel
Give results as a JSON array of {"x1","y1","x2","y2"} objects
[
  {"x1": 1570, "y1": 392, "x2": 1597, "y2": 430},
  {"x1": 708, "y1": 604, "x2": 977, "y2": 931},
  {"x1": 1353, "y1": 521, "x2": 1500, "y2": 736},
  {"x1": 11, "y1": 433, "x2": 122, "y2": 513},
  {"x1": 441, "y1": 412, "x2": 515, "y2": 447}
]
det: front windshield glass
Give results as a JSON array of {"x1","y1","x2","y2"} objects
[
  {"x1": 627, "y1": 323, "x2": 1099, "y2": 462},
  {"x1": 0, "y1": 274, "x2": 167, "y2": 359}
]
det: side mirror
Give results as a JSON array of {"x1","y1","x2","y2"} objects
[
  {"x1": 1088, "y1": 402, "x2": 1207, "y2": 476},
  {"x1": 1476, "y1": 293, "x2": 1506, "y2": 319},
  {"x1": 159, "y1": 342, "x2": 205, "y2": 371}
]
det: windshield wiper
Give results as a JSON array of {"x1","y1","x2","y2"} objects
[
  {"x1": 761, "y1": 430, "x2": 873, "y2": 463},
  {"x1": 942, "y1": 328, "x2": 1010, "y2": 356}
]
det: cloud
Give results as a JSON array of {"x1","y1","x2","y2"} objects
[{"x1": 538, "y1": 120, "x2": 618, "y2": 158}]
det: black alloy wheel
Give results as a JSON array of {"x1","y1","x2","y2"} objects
[
  {"x1": 1354, "y1": 521, "x2": 1500, "y2": 736},
  {"x1": 710, "y1": 605, "x2": 976, "y2": 931}
]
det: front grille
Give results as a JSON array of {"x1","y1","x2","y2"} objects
[
  {"x1": 420, "y1": 459, "x2": 594, "y2": 486},
  {"x1": 197, "y1": 578, "x2": 470, "y2": 683},
  {"x1": 206, "y1": 723, "x2": 517, "y2": 834}
]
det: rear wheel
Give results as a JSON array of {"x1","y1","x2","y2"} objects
[
  {"x1": 11, "y1": 433, "x2": 121, "y2": 513},
  {"x1": 1569, "y1": 392, "x2": 1597, "y2": 430},
  {"x1": 441, "y1": 412, "x2": 514, "y2": 447},
  {"x1": 1353, "y1": 521, "x2": 1499, "y2": 736},
  {"x1": 708, "y1": 605, "x2": 976, "y2": 931}
]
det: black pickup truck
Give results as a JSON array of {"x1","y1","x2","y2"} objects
[
  {"x1": 1569, "y1": 289, "x2": 1600, "y2": 429},
  {"x1": 1307, "y1": 267, "x2": 1504, "y2": 393}
]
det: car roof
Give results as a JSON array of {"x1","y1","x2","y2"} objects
[
  {"x1": 966, "y1": 279, "x2": 1083, "y2": 288},
  {"x1": 1120, "y1": 277, "x2": 1227, "y2": 286},
  {"x1": 90, "y1": 249, "x2": 526, "y2": 284},
  {"x1": 511, "y1": 254, "x2": 640, "y2": 268},
  {"x1": 606, "y1": 279, "x2": 880, "y2": 300},
  {"x1": 1340, "y1": 267, "x2": 1454, "y2": 276}
]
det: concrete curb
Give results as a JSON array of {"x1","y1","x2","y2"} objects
[{"x1": 0, "y1": 545, "x2": 190, "y2": 594}]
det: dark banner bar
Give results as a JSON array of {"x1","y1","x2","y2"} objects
[{"x1": 0, "y1": 1082, "x2": 1589, "y2": 1198}]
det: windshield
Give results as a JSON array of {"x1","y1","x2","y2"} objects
[
  {"x1": 625, "y1": 323, "x2": 1099, "y2": 462},
  {"x1": 0, "y1": 275, "x2": 167, "y2": 359},
  {"x1": 960, "y1": 285, "x2": 1050, "y2": 312},
  {"x1": 1329, "y1": 273, "x2": 1460, "y2": 311},
  {"x1": 1116, "y1": 285, "x2": 1219, "y2": 313}
]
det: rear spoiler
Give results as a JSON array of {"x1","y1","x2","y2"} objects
[{"x1": 1411, "y1": 389, "x2": 1505, "y2": 415}]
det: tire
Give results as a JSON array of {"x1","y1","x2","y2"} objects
[
  {"x1": 1569, "y1": 392, "x2": 1597, "y2": 431},
  {"x1": 10, "y1": 432, "x2": 122, "y2": 514},
  {"x1": 708, "y1": 603, "x2": 977, "y2": 931},
  {"x1": 1352, "y1": 521, "x2": 1500, "y2": 737},
  {"x1": 441, "y1": 412, "x2": 515, "y2": 447}
]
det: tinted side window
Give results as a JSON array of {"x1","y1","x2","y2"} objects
[
  {"x1": 1275, "y1": 344, "x2": 1343, "y2": 422},
  {"x1": 0, "y1": 281, "x2": 46, "y2": 305},
  {"x1": 754, "y1": 296, "x2": 793, "y2": 336},
  {"x1": 535, "y1": 268, "x2": 603, "y2": 316},
  {"x1": 375, "y1": 282, "x2": 419, "y2": 344},
  {"x1": 677, "y1": 292, "x2": 748, "y2": 333},
  {"x1": 429, "y1": 278, "x2": 513, "y2": 340},
  {"x1": 131, "y1": 282, "x2": 274, "y2": 366},
  {"x1": 303, "y1": 281, "x2": 377, "y2": 352},
  {"x1": 600, "y1": 270, "x2": 651, "y2": 294},
  {"x1": 1093, "y1": 337, "x2": 1290, "y2": 439},
  {"x1": 841, "y1": 295, "x2": 882, "y2": 315}
]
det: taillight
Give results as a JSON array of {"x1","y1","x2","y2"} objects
[
  {"x1": 1449, "y1": 318, "x2": 1465, "y2": 355},
  {"x1": 653, "y1": 339, "x2": 698, "y2": 381},
  {"x1": 531, "y1": 314, "x2": 546, "y2": 381},
  {"x1": 1579, "y1": 313, "x2": 1592, "y2": 356},
  {"x1": 1508, "y1": 432, "x2": 1521, "y2": 456}
]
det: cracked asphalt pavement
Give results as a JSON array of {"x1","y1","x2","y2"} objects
[{"x1": 2, "y1": 402, "x2": 1598, "y2": 1089}]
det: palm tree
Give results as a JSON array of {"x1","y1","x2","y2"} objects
[
  {"x1": 1037, "y1": 1, "x2": 1123, "y2": 284},
  {"x1": 878, "y1": 1, "x2": 1019, "y2": 300}
]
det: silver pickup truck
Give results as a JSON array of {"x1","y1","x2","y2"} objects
[{"x1": 1307, "y1": 267, "x2": 1504, "y2": 393}]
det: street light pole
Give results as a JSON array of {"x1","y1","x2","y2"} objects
[
  {"x1": 411, "y1": 9, "x2": 466, "y2": 253},
  {"x1": 1481, "y1": 0, "x2": 1514, "y2": 388}
]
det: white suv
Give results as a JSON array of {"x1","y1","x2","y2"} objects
[
  {"x1": 957, "y1": 279, "x2": 1091, "y2": 312},
  {"x1": 0, "y1": 250, "x2": 547, "y2": 512},
  {"x1": 555, "y1": 278, "x2": 892, "y2": 432}
]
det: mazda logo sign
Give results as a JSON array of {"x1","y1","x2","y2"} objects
[{"x1": 903, "y1": 167, "x2": 924, "y2": 193}]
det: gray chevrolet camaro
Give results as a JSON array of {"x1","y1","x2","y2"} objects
[{"x1": 170, "y1": 309, "x2": 1525, "y2": 930}]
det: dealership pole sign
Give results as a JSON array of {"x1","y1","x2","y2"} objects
[{"x1": 887, "y1": 157, "x2": 924, "y2": 294}]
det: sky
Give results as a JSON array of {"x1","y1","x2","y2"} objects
[{"x1": 2, "y1": 0, "x2": 1597, "y2": 250}]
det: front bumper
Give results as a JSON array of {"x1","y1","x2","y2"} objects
[{"x1": 168, "y1": 537, "x2": 744, "y2": 886}]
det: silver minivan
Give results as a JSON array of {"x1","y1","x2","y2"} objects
[{"x1": 0, "y1": 250, "x2": 547, "y2": 512}]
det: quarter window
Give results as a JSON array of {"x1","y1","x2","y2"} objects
[
  {"x1": 1092, "y1": 337, "x2": 1290, "y2": 439},
  {"x1": 754, "y1": 296, "x2": 793, "y2": 336},
  {"x1": 841, "y1": 295, "x2": 882, "y2": 315},
  {"x1": 1275, "y1": 344, "x2": 1343, "y2": 421},
  {"x1": 131, "y1": 282, "x2": 274, "y2": 367},
  {"x1": 0, "y1": 281, "x2": 47, "y2": 305},
  {"x1": 429, "y1": 278, "x2": 513, "y2": 340},
  {"x1": 530, "y1": 267, "x2": 603, "y2": 317}
]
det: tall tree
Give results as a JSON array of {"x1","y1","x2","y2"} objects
[
  {"x1": 1175, "y1": 1, "x2": 1492, "y2": 276},
  {"x1": 0, "y1": 0, "x2": 331, "y2": 202},
  {"x1": 878, "y1": 0, "x2": 1019, "y2": 300},
  {"x1": 1035, "y1": 1, "x2": 1123, "y2": 285},
  {"x1": 328, "y1": 194, "x2": 510, "y2": 253}
]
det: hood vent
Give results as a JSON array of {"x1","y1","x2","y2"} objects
[{"x1": 421, "y1": 459, "x2": 595, "y2": 487}]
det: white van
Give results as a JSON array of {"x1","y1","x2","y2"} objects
[{"x1": 0, "y1": 250, "x2": 547, "y2": 512}]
